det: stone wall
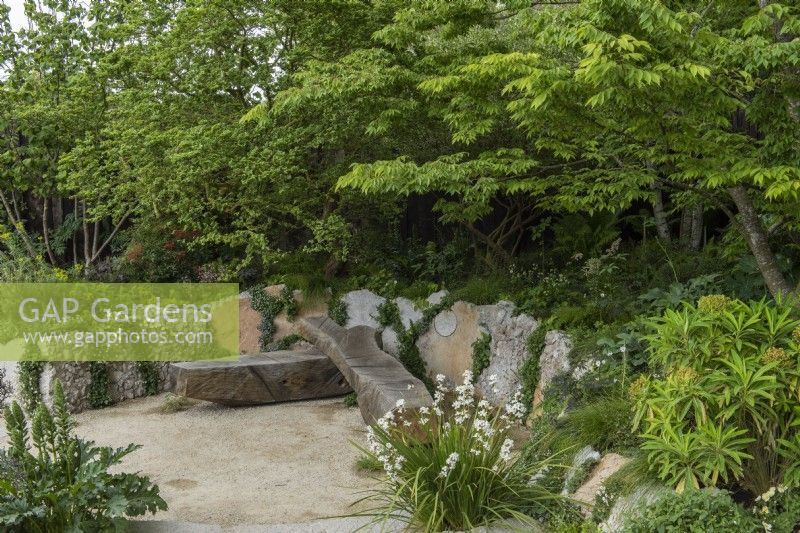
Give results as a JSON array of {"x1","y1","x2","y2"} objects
[
  {"x1": 338, "y1": 289, "x2": 542, "y2": 406},
  {"x1": 44, "y1": 362, "x2": 175, "y2": 412}
]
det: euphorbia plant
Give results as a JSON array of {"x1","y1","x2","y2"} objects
[
  {"x1": 635, "y1": 296, "x2": 800, "y2": 496},
  {"x1": 356, "y1": 371, "x2": 570, "y2": 532}
]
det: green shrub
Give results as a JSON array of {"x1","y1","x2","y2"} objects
[
  {"x1": 358, "y1": 370, "x2": 573, "y2": 531},
  {"x1": 397, "y1": 280, "x2": 439, "y2": 301},
  {"x1": 0, "y1": 225, "x2": 73, "y2": 283},
  {"x1": 620, "y1": 490, "x2": 759, "y2": 533},
  {"x1": 450, "y1": 276, "x2": 518, "y2": 305},
  {"x1": 637, "y1": 297, "x2": 800, "y2": 496},
  {"x1": 249, "y1": 285, "x2": 297, "y2": 349},
  {"x1": 327, "y1": 297, "x2": 348, "y2": 326},
  {"x1": 376, "y1": 300, "x2": 401, "y2": 329},
  {"x1": 0, "y1": 380, "x2": 167, "y2": 530}
]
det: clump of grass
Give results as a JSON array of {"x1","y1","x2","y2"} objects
[
  {"x1": 160, "y1": 393, "x2": 192, "y2": 414},
  {"x1": 355, "y1": 370, "x2": 576, "y2": 531},
  {"x1": 268, "y1": 333, "x2": 305, "y2": 351},
  {"x1": 343, "y1": 392, "x2": 358, "y2": 408},
  {"x1": 356, "y1": 454, "x2": 383, "y2": 472}
]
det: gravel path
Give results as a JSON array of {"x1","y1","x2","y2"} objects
[{"x1": 66, "y1": 394, "x2": 380, "y2": 527}]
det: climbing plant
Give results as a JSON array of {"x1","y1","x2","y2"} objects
[
  {"x1": 88, "y1": 362, "x2": 112, "y2": 408},
  {"x1": 135, "y1": 362, "x2": 161, "y2": 396},
  {"x1": 268, "y1": 334, "x2": 305, "y2": 352},
  {"x1": 249, "y1": 285, "x2": 298, "y2": 350},
  {"x1": 520, "y1": 326, "x2": 548, "y2": 416},
  {"x1": 470, "y1": 332, "x2": 492, "y2": 383},
  {"x1": 396, "y1": 295, "x2": 458, "y2": 392}
]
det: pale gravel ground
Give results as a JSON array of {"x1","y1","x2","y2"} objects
[{"x1": 54, "y1": 394, "x2": 380, "y2": 527}]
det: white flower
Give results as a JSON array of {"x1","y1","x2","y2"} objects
[
  {"x1": 453, "y1": 370, "x2": 476, "y2": 424},
  {"x1": 439, "y1": 452, "x2": 460, "y2": 478},
  {"x1": 407, "y1": 383, "x2": 414, "y2": 390},
  {"x1": 619, "y1": 345, "x2": 627, "y2": 353},
  {"x1": 499, "y1": 438, "x2": 514, "y2": 462},
  {"x1": 503, "y1": 388, "x2": 526, "y2": 422},
  {"x1": 395, "y1": 399, "x2": 405, "y2": 410}
]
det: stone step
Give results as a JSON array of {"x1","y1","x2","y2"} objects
[
  {"x1": 172, "y1": 349, "x2": 352, "y2": 406},
  {"x1": 297, "y1": 317, "x2": 433, "y2": 424}
]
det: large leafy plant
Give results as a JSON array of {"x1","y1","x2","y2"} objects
[
  {"x1": 0, "y1": 380, "x2": 167, "y2": 532},
  {"x1": 635, "y1": 296, "x2": 800, "y2": 496}
]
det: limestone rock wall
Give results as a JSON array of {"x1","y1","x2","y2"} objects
[
  {"x1": 239, "y1": 285, "x2": 328, "y2": 354},
  {"x1": 476, "y1": 301, "x2": 538, "y2": 405},
  {"x1": 40, "y1": 362, "x2": 174, "y2": 413},
  {"x1": 332, "y1": 289, "x2": 542, "y2": 406}
]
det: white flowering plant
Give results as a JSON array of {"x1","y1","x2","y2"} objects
[
  {"x1": 752, "y1": 485, "x2": 800, "y2": 533},
  {"x1": 355, "y1": 371, "x2": 568, "y2": 532}
]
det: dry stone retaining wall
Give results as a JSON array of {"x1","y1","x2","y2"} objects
[{"x1": 41, "y1": 362, "x2": 175, "y2": 412}]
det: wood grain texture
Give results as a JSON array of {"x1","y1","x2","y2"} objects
[
  {"x1": 173, "y1": 349, "x2": 352, "y2": 406},
  {"x1": 297, "y1": 317, "x2": 433, "y2": 424}
]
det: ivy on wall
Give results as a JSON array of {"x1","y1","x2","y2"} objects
[
  {"x1": 375, "y1": 295, "x2": 458, "y2": 393},
  {"x1": 268, "y1": 334, "x2": 305, "y2": 351},
  {"x1": 470, "y1": 332, "x2": 492, "y2": 383},
  {"x1": 135, "y1": 362, "x2": 161, "y2": 396},
  {"x1": 520, "y1": 326, "x2": 548, "y2": 416},
  {"x1": 88, "y1": 362, "x2": 112, "y2": 408},
  {"x1": 250, "y1": 285, "x2": 298, "y2": 350}
]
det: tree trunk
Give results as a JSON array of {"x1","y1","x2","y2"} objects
[
  {"x1": 42, "y1": 199, "x2": 57, "y2": 264},
  {"x1": 651, "y1": 184, "x2": 671, "y2": 241},
  {"x1": 679, "y1": 207, "x2": 692, "y2": 243},
  {"x1": 728, "y1": 185, "x2": 793, "y2": 296},
  {"x1": 0, "y1": 190, "x2": 37, "y2": 258},
  {"x1": 52, "y1": 197, "x2": 63, "y2": 227},
  {"x1": 690, "y1": 204, "x2": 703, "y2": 251}
]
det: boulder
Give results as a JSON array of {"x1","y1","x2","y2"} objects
[
  {"x1": 532, "y1": 330, "x2": 572, "y2": 411},
  {"x1": 297, "y1": 317, "x2": 433, "y2": 425},
  {"x1": 342, "y1": 289, "x2": 386, "y2": 330},
  {"x1": 416, "y1": 300, "x2": 482, "y2": 385},
  {"x1": 572, "y1": 453, "x2": 630, "y2": 508},
  {"x1": 173, "y1": 348, "x2": 352, "y2": 406},
  {"x1": 602, "y1": 482, "x2": 670, "y2": 531},
  {"x1": 414, "y1": 299, "x2": 538, "y2": 404},
  {"x1": 380, "y1": 297, "x2": 423, "y2": 357},
  {"x1": 239, "y1": 286, "x2": 328, "y2": 354},
  {"x1": 475, "y1": 301, "x2": 539, "y2": 405},
  {"x1": 426, "y1": 290, "x2": 449, "y2": 305}
]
